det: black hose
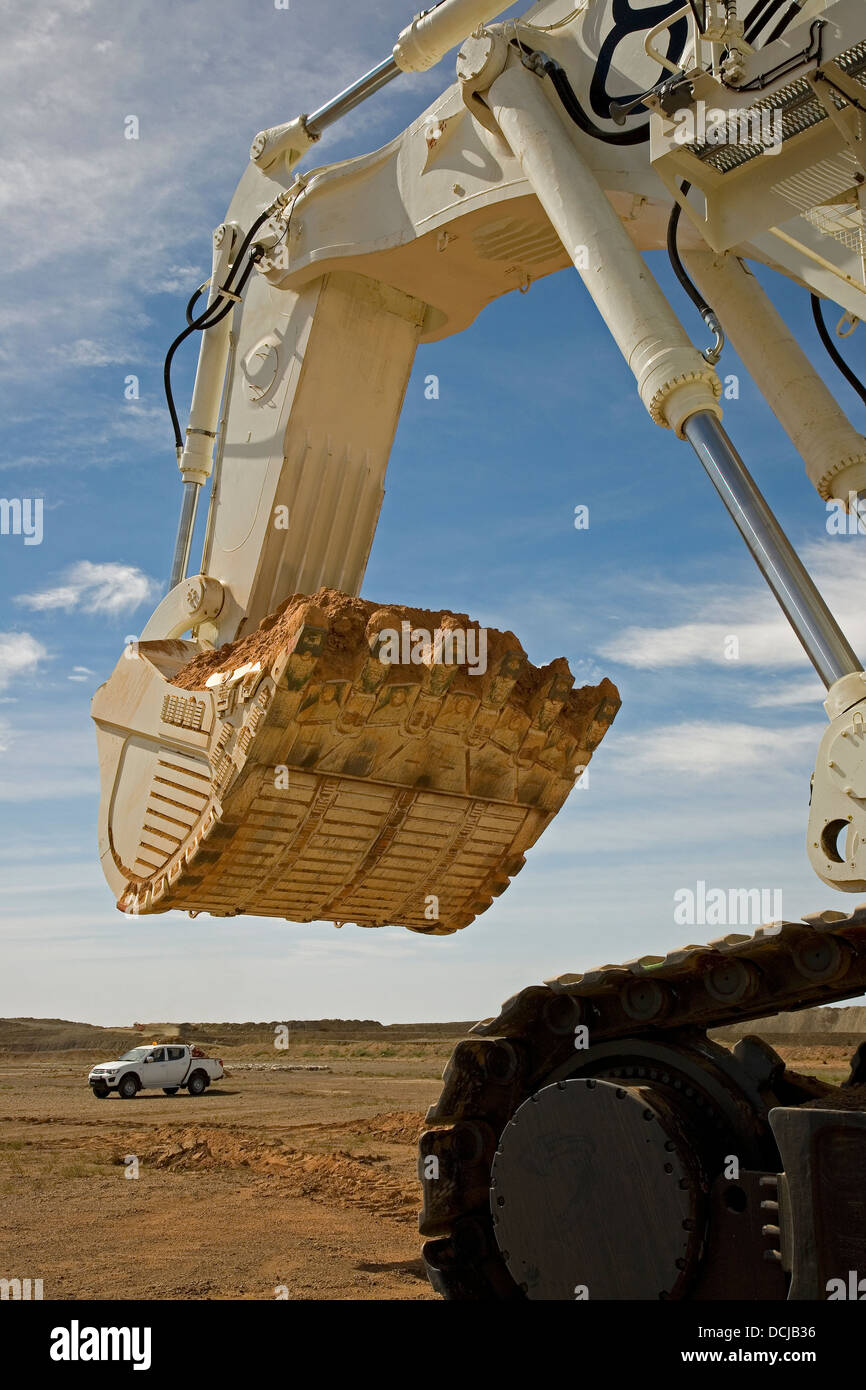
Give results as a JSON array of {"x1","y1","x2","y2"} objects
[
  {"x1": 185, "y1": 283, "x2": 207, "y2": 327},
  {"x1": 765, "y1": 2, "x2": 803, "y2": 46},
  {"x1": 545, "y1": 57, "x2": 651, "y2": 146},
  {"x1": 687, "y1": 0, "x2": 706, "y2": 36},
  {"x1": 163, "y1": 253, "x2": 263, "y2": 453},
  {"x1": 163, "y1": 210, "x2": 272, "y2": 453},
  {"x1": 513, "y1": 40, "x2": 651, "y2": 146},
  {"x1": 744, "y1": 0, "x2": 787, "y2": 43},
  {"x1": 667, "y1": 182, "x2": 704, "y2": 316},
  {"x1": 811, "y1": 293, "x2": 866, "y2": 411},
  {"x1": 666, "y1": 181, "x2": 724, "y2": 362},
  {"x1": 163, "y1": 327, "x2": 200, "y2": 453}
]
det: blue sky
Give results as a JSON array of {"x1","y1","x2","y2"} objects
[{"x1": 2, "y1": 0, "x2": 866, "y2": 1027}]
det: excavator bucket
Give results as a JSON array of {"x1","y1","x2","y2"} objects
[{"x1": 92, "y1": 589, "x2": 619, "y2": 934}]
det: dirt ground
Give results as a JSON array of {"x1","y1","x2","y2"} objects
[
  {"x1": 0, "y1": 1023, "x2": 855, "y2": 1302},
  {"x1": 0, "y1": 1039, "x2": 461, "y2": 1302}
]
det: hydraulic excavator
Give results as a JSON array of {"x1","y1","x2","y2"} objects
[{"x1": 92, "y1": 0, "x2": 866, "y2": 1298}]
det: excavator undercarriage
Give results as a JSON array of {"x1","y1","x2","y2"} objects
[{"x1": 419, "y1": 905, "x2": 866, "y2": 1300}]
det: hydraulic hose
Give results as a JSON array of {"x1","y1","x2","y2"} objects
[
  {"x1": 667, "y1": 181, "x2": 725, "y2": 365},
  {"x1": 811, "y1": 293, "x2": 866, "y2": 412},
  {"x1": 163, "y1": 209, "x2": 271, "y2": 454}
]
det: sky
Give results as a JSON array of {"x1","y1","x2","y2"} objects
[{"x1": 1, "y1": 0, "x2": 866, "y2": 1028}]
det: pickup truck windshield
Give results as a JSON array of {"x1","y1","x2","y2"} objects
[{"x1": 118, "y1": 1047, "x2": 160, "y2": 1062}]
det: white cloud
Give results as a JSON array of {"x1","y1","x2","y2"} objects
[
  {"x1": 609, "y1": 720, "x2": 821, "y2": 777},
  {"x1": 0, "y1": 723, "x2": 98, "y2": 803},
  {"x1": 54, "y1": 339, "x2": 133, "y2": 367},
  {"x1": 751, "y1": 678, "x2": 827, "y2": 709},
  {"x1": 0, "y1": 631, "x2": 47, "y2": 691},
  {"x1": 0, "y1": 0, "x2": 442, "y2": 392},
  {"x1": 152, "y1": 264, "x2": 206, "y2": 295},
  {"x1": 602, "y1": 619, "x2": 786, "y2": 669},
  {"x1": 599, "y1": 540, "x2": 866, "y2": 672},
  {"x1": 0, "y1": 453, "x2": 53, "y2": 473},
  {"x1": 17, "y1": 561, "x2": 158, "y2": 616},
  {"x1": 110, "y1": 402, "x2": 174, "y2": 445}
]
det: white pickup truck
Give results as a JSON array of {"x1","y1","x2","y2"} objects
[{"x1": 88, "y1": 1044, "x2": 225, "y2": 1099}]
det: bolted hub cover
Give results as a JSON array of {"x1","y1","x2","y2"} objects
[{"x1": 490, "y1": 1077, "x2": 705, "y2": 1300}]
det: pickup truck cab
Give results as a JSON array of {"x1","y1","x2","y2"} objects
[{"x1": 88, "y1": 1044, "x2": 225, "y2": 1099}]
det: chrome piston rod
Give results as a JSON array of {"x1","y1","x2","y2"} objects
[
  {"x1": 169, "y1": 481, "x2": 201, "y2": 592},
  {"x1": 306, "y1": 56, "x2": 401, "y2": 134},
  {"x1": 684, "y1": 411, "x2": 862, "y2": 689},
  {"x1": 308, "y1": 0, "x2": 516, "y2": 132}
]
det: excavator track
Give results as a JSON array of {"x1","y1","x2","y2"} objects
[{"x1": 419, "y1": 902, "x2": 866, "y2": 1299}]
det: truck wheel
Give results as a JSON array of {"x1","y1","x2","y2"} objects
[
  {"x1": 163, "y1": 1087, "x2": 179, "y2": 1095},
  {"x1": 187, "y1": 1072, "x2": 207, "y2": 1096},
  {"x1": 119, "y1": 1075, "x2": 139, "y2": 1100},
  {"x1": 91, "y1": 1084, "x2": 109, "y2": 1099}
]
